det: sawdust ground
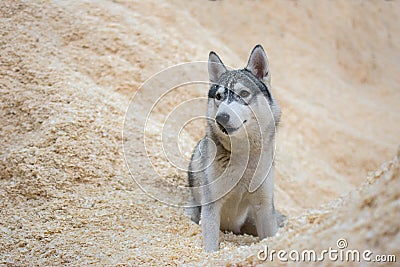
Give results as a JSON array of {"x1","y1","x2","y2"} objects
[{"x1": 0, "y1": 0, "x2": 399, "y2": 266}]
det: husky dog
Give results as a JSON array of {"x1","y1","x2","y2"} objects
[{"x1": 187, "y1": 45, "x2": 284, "y2": 252}]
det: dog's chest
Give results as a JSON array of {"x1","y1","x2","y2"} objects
[
  {"x1": 221, "y1": 148, "x2": 266, "y2": 185},
  {"x1": 216, "y1": 150, "x2": 269, "y2": 231}
]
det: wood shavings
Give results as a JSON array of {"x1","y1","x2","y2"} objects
[{"x1": 1, "y1": 0, "x2": 399, "y2": 265}]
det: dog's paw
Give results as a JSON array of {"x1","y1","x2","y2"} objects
[{"x1": 276, "y1": 210, "x2": 287, "y2": 228}]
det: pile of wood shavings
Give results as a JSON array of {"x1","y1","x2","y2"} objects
[{"x1": 1, "y1": 0, "x2": 399, "y2": 265}]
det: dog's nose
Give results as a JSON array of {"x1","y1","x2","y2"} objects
[{"x1": 216, "y1": 113, "x2": 230, "y2": 126}]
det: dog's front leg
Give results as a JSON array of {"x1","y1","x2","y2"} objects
[
  {"x1": 250, "y1": 167, "x2": 278, "y2": 239},
  {"x1": 201, "y1": 201, "x2": 221, "y2": 252},
  {"x1": 252, "y1": 195, "x2": 278, "y2": 240}
]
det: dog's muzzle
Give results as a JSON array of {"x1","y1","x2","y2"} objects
[{"x1": 215, "y1": 113, "x2": 243, "y2": 135}]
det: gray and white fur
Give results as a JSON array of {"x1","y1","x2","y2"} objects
[{"x1": 186, "y1": 45, "x2": 285, "y2": 252}]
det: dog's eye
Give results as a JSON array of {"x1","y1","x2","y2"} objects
[
  {"x1": 215, "y1": 92, "x2": 222, "y2": 100},
  {"x1": 239, "y1": 90, "x2": 250, "y2": 98}
]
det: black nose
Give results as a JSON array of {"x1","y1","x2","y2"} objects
[{"x1": 216, "y1": 113, "x2": 230, "y2": 126}]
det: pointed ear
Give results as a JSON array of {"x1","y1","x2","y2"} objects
[
  {"x1": 245, "y1": 45, "x2": 269, "y2": 80},
  {"x1": 208, "y1": 51, "x2": 227, "y2": 83}
]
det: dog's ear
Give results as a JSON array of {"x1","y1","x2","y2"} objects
[
  {"x1": 208, "y1": 51, "x2": 227, "y2": 83},
  {"x1": 246, "y1": 45, "x2": 269, "y2": 80}
]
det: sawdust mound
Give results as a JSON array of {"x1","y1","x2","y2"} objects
[{"x1": 1, "y1": 0, "x2": 399, "y2": 266}]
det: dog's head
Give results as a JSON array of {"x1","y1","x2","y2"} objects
[{"x1": 207, "y1": 45, "x2": 280, "y2": 141}]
